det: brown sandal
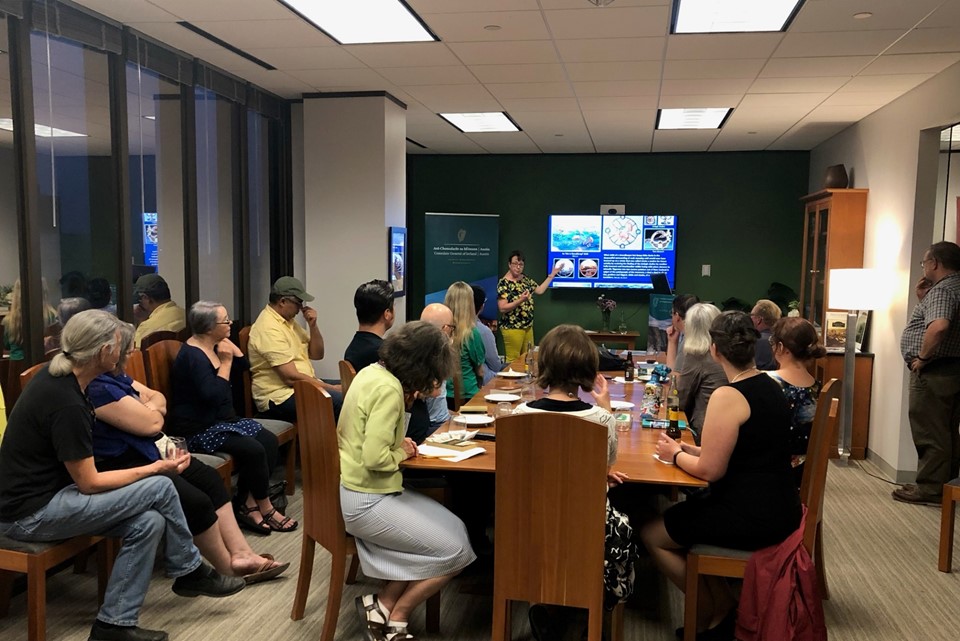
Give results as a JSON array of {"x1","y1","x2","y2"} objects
[{"x1": 262, "y1": 508, "x2": 298, "y2": 532}]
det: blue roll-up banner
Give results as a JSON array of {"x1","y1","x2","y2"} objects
[{"x1": 424, "y1": 213, "x2": 500, "y2": 319}]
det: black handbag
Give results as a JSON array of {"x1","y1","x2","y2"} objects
[
  {"x1": 597, "y1": 345, "x2": 628, "y2": 371},
  {"x1": 269, "y1": 481, "x2": 288, "y2": 513}
]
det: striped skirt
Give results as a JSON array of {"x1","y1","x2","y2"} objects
[{"x1": 340, "y1": 486, "x2": 476, "y2": 581}]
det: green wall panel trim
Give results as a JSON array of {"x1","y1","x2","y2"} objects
[{"x1": 407, "y1": 151, "x2": 809, "y2": 346}]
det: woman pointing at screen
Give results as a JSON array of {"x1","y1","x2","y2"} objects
[{"x1": 497, "y1": 250, "x2": 560, "y2": 362}]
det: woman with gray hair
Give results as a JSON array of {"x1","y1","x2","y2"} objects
[
  {"x1": 674, "y1": 303, "x2": 728, "y2": 444},
  {"x1": 0, "y1": 310, "x2": 243, "y2": 641},
  {"x1": 167, "y1": 302, "x2": 296, "y2": 535}
]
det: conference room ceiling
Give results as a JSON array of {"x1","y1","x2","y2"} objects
[{"x1": 51, "y1": 0, "x2": 960, "y2": 154}]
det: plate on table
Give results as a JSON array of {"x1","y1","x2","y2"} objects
[
  {"x1": 610, "y1": 400, "x2": 635, "y2": 410},
  {"x1": 485, "y1": 393, "x2": 521, "y2": 403},
  {"x1": 496, "y1": 369, "x2": 527, "y2": 379},
  {"x1": 453, "y1": 414, "x2": 495, "y2": 426}
]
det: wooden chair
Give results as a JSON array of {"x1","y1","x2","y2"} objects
[
  {"x1": 139, "y1": 330, "x2": 180, "y2": 350},
  {"x1": 681, "y1": 378, "x2": 841, "y2": 641},
  {"x1": 238, "y1": 325, "x2": 297, "y2": 496},
  {"x1": 338, "y1": 360, "x2": 357, "y2": 396},
  {"x1": 938, "y1": 478, "x2": 960, "y2": 572},
  {"x1": 3, "y1": 358, "x2": 27, "y2": 412},
  {"x1": 491, "y1": 412, "x2": 622, "y2": 641},
  {"x1": 19, "y1": 362, "x2": 47, "y2": 390}
]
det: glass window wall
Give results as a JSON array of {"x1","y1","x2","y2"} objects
[
  {"x1": 246, "y1": 110, "x2": 275, "y2": 321},
  {"x1": 0, "y1": 14, "x2": 22, "y2": 359}
]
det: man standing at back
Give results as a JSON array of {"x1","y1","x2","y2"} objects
[
  {"x1": 750, "y1": 298, "x2": 782, "y2": 370},
  {"x1": 133, "y1": 274, "x2": 186, "y2": 348},
  {"x1": 343, "y1": 280, "x2": 395, "y2": 372},
  {"x1": 896, "y1": 241, "x2": 960, "y2": 505},
  {"x1": 248, "y1": 277, "x2": 342, "y2": 422}
]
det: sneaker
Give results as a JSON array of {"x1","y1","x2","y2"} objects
[
  {"x1": 88, "y1": 621, "x2": 168, "y2": 641},
  {"x1": 892, "y1": 486, "x2": 941, "y2": 506},
  {"x1": 172, "y1": 563, "x2": 245, "y2": 598}
]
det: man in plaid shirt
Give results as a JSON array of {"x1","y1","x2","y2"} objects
[{"x1": 895, "y1": 241, "x2": 960, "y2": 505}]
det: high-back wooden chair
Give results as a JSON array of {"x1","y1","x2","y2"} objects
[
  {"x1": 142, "y1": 339, "x2": 183, "y2": 399},
  {"x1": 338, "y1": 360, "x2": 357, "y2": 396},
  {"x1": 491, "y1": 412, "x2": 620, "y2": 641},
  {"x1": 290, "y1": 379, "x2": 361, "y2": 641},
  {"x1": 3, "y1": 358, "x2": 27, "y2": 412},
  {"x1": 939, "y1": 479, "x2": 960, "y2": 572},
  {"x1": 18, "y1": 362, "x2": 47, "y2": 391},
  {"x1": 124, "y1": 350, "x2": 148, "y2": 387},
  {"x1": 681, "y1": 378, "x2": 841, "y2": 641},
  {"x1": 139, "y1": 330, "x2": 180, "y2": 350}
]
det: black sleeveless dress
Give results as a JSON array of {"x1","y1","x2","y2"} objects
[{"x1": 664, "y1": 374, "x2": 802, "y2": 550}]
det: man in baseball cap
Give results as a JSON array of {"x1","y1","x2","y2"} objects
[
  {"x1": 247, "y1": 276, "x2": 341, "y2": 422},
  {"x1": 133, "y1": 273, "x2": 186, "y2": 348}
]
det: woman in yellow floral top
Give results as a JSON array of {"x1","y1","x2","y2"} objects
[{"x1": 497, "y1": 250, "x2": 560, "y2": 361}]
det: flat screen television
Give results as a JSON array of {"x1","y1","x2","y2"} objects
[{"x1": 547, "y1": 214, "x2": 677, "y2": 290}]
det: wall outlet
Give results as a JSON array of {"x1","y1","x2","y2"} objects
[{"x1": 702, "y1": 264, "x2": 711, "y2": 277}]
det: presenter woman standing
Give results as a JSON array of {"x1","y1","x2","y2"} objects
[{"x1": 497, "y1": 250, "x2": 560, "y2": 361}]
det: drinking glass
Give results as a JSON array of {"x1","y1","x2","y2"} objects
[
  {"x1": 496, "y1": 402, "x2": 513, "y2": 418},
  {"x1": 615, "y1": 410, "x2": 632, "y2": 433},
  {"x1": 166, "y1": 436, "x2": 187, "y2": 459},
  {"x1": 521, "y1": 382, "x2": 536, "y2": 402}
]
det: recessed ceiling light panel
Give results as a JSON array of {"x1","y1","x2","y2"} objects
[
  {"x1": 673, "y1": 0, "x2": 804, "y2": 34},
  {"x1": 278, "y1": 0, "x2": 437, "y2": 44},
  {"x1": 656, "y1": 108, "x2": 732, "y2": 130},
  {"x1": 0, "y1": 118, "x2": 88, "y2": 137},
  {"x1": 439, "y1": 112, "x2": 520, "y2": 133}
]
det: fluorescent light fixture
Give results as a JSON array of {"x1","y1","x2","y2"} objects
[
  {"x1": 439, "y1": 112, "x2": 520, "y2": 133},
  {"x1": 277, "y1": 0, "x2": 437, "y2": 44},
  {"x1": 656, "y1": 108, "x2": 732, "y2": 130},
  {"x1": 673, "y1": 0, "x2": 804, "y2": 33},
  {"x1": 0, "y1": 118, "x2": 87, "y2": 137}
]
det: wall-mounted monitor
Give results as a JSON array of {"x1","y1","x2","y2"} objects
[{"x1": 547, "y1": 214, "x2": 677, "y2": 290}]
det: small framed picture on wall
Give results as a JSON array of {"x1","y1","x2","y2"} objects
[{"x1": 388, "y1": 226, "x2": 407, "y2": 298}]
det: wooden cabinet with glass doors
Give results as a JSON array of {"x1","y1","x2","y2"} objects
[{"x1": 799, "y1": 188, "x2": 872, "y2": 459}]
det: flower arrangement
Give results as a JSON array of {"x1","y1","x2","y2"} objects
[{"x1": 596, "y1": 295, "x2": 617, "y2": 312}]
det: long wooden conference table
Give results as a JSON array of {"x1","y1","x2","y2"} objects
[{"x1": 403, "y1": 366, "x2": 707, "y2": 490}]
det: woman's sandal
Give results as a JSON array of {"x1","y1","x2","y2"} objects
[
  {"x1": 355, "y1": 594, "x2": 389, "y2": 641},
  {"x1": 262, "y1": 508, "x2": 299, "y2": 532},
  {"x1": 242, "y1": 557, "x2": 290, "y2": 585},
  {"x1": 235, "y1": 504, "x2": 271, "y2": 536},
  {"x1": 384, "y1": 626, "x2": 416, "y2": 641}
]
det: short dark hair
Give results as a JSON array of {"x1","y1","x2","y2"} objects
[
  {"x1": 268, "y1": 292, "x2": 284, "y2": 305},
  {"x1": 536, "y1": 324, "x2": 599, "y2": 392},
  {"x1": 928, "y1": 241, "x2": 960, "y2": 271},
  {"x1": 672, "y1": 293, "x2": 700, "y2": 320},
  {"x1": 770, "y1": 317, "x2": 826, "y2": 362},
  {"x1": 59, "y1": 271, "x2": 87, "y2": 298},
  {"x1": 508, "y1": 250, "x2": 525, "y2": 264},
  {"x1": 354, "y1": 280, "x2": 394, "y2": 325},
  {"x1": 709, "y1": 311, "x2": 759, "y2": 369},
  {"x1": 379, "y1": 321, "x2": 456, "y2": 397},
  {"x1": 86, "y1": 277, "x2": 113, "y2": 309},
  {"x1": 471, "y1": 284, "x2": 487, "y2": 318}
]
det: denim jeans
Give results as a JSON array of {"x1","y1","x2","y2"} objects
[
  {"x1": 0, "y1": 475, "x2": 202, "y2": 626},
  {"x1": 264, "y1": 379, "x2": 343, "y2": 422}
]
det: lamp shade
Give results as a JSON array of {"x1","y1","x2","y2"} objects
[{"x1": 828, "y1": 268, "x2": 881, "y2": 311}]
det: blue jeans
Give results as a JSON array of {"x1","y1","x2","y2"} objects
[
  {"x1": 0, "y1": 475, "x2": 201, "y2": 626},
  {"x1": 264, "y1": 380, "x2": 343, "y2": 422}
]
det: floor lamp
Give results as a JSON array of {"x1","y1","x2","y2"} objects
[{"x1": 827, "y1": 268, "x2": 879, "y2": 463}]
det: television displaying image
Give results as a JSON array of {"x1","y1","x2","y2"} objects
[{"x1": 548, "y1": 213, "x2": 677, "y2": 290}]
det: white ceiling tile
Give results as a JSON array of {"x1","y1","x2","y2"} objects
[
  {"x1": 749, "y1": 76, "x2": 849, "y2": 93},
  {"x1": 842, "y1": 73, "x2": 934, "y2": 92},
  {"x1": 658, "y1": 94, "x2": 744, "y2": 108},
  {"x1": 402, "y1": 84, "x2": 503, "y2": 112},
  {"x1": 860, "y1": 53, "x2": 960, "y2": 75},
  {"x1": 555, "y1": 37, "x2": 665, "y2": 62},
  {"x1": 887, "y1": 27, "x2": 960, "y2": 54},
  {"x1": 486, "y1": 82, "x2": 574, "y2": 100},
  {"x1": 662, "y1": 59, "x2": 766, "y2": 80},
  {"x1": 573, "y1": 80, "x2": 661, "y2": 97},
  {"x1": 659, "y1": 78, "x2": 754, "y2": 95},
  {"x1": 285, "y1": 68, "x2": 388, "y2": 89},
  {"x1": 246, "y1": 47, "x2": 365, "y2": 70},
  {"x1": 497, "y1": 97, "x2": 581, "y2": 111},
  {"x1": 737, "y1": 93, "x2": 831, "y2": 109},
  {"x1": 469, "y1": 64, "x2": 567, "y2": 83},
  {"x1": 564, "y1": 62, "x2": 662, "y2": 82},
  {"x1": 413, "y1": 0, "x2": 540, "y2": 12},
  {"x1": 544, "y1": 6, "x2": 671, "y2": 39},
  {"x1": 666, "y1": 34, "x2": 783, "y2": 60},
  {"x1": 378, "y1": 66, "x2": 477, "y2": 86},
  {"x1": 709, "y1": 131, "x2": 780, "y2": 151},
  {"x1": 511, "y1": 111, "x2": 587, "y2": 129},
  {"x1": 447, "y1": 41, "x2": 560, "y2": 65},
  {"x1": 918, "y1": 2, "x2": 960, "y2": 29},
  {"x1": 587, "y1": 111, "x2": 655, "y2": 152},
  {"x1": 145, "y1": 0, "x2": 296, "y2": 21},
  {"x1": 466, "y1": 132, "x2": 542, "y2": 153},
  {"x1": 228, "y1": 69, "x2": 313, "y2": 99},
  {"x1": 343, "y1": 43, "x2": 461, "y2": 67},
  {"x1": 72, "y1": 0, "x2": 177, "y2": 22},
  {"x1": 758, "y1": 56, "x2": 873, "y2": 78},
  {"x1": 721, "y1": 105, "x2": 811, "y2": 128},
  {"x1": 821, "y1": 90, "x2": 905, "y2": 106},
  {"x1": 126, "y1": 22, "x2": 223, "y2": 51},
  {"x1": 579, "y1": 96, "x2": 659, "y2": 110},
  {"x1": 773, "y1": 31, "x2": 905, "y2": 58},
  {"x1": 803, "y1": 104, "x2": 880, "y2": 122},
  {"x1": 789, "y1": 0, "x2": 944, "y2": 32},
  {"x1": 652, "y1": 129, "x2": 719, "y2": 152},
  {"x1": 539, "y1": 0, "x2": 671, "y2": 8},
  {"x1": 191, "y1": 20, "x2": 337, "y2": 50},
  {"x1": 425, "y1": 11, "x2": 550, "y2": 42}
]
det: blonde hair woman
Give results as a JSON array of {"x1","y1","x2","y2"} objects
[
  {"x1": 443, "y1": 281, "x2": 486, "y2": 407},
  {"x1": 1, "y1": 278, "x2": 58, "y2": 360}
]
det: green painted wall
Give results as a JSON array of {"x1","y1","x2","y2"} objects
[{"x1": 407, "y1": 151, "x2": 809, "y2": 347}]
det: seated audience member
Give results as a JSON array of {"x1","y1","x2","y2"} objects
[
  {"x1": 344, "y1": 279, "x2": 395, "y2": 371},
  {"x1": 666, "y1": 293, "x2": 701, "y2": 372},
  {"x1": 339, "y1": 322, "x2": 476, "y2": 641},
  {"x1": 0, "y1": 386, "x2": 5, "y2": 443},
  {"x1": 133, "y1": 273, "x2": 186, "y2": 348},
  {"x1": 750, "y1": 298, "x2": 782, "y2": 370},
  {"x1": 45, "y1": 297, "x2": 93, "y2": 352},
  {"x1": 88, "y1": 320, "x2": 288, "y2": 582},
  {"x1": 471, "y1": 284, "x2": 504, "y2": 384},
  {"x1": 643, "y1": 311, "x2": 801, "y2": 638},
  {"x1": 248, "y1": 276, "x2": 342, "y2": 422},
  {"x1": 168, "y1": 301, "x2": 297, "y2": 534},
  {"x1": 513, "y1": 324, "x2": 634, "y2": 639},
  {"x1": 766, "y1": 317, "x2": 826, "y2": 483},
  {"x1": 2, "y1": 278, "x2": 58, "y2": 360},
  {"x1": 87, "y1": 277, "x2": 118, "y2": 315},
  {"x1": 675, "y1": 303, "x2": 727, "y2": 444},
  {"x1": 0, "y1": 310, "x2": 243, "y2": 641},
  {"x1": 444, "y1": 282, "x2": 485, "y2": 409},
  {"x1": 417, "y1": 303, "x2": 456, "y2": 433},
  {"x1": 59, "y1": 270, "x2": 87, "y2": 299}
]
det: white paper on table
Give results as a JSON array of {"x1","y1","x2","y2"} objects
[{"x1": 417, "y1": 444, "x2": 487, "y2": 462}]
